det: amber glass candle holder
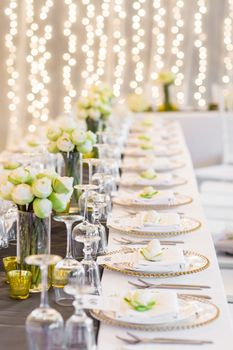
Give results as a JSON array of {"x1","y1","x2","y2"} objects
[
  {"x1": 8, "y1": 270, "x2": 32, "y2": 300},
  {"x1": 3, "y1": 256, "x2": 18, "y2": 283}
]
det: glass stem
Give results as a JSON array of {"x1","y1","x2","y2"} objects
[
  {"x1": 83, "y1": 190, "x2": 89, "y2": 221},
  {"x1": 65, "y1": 222, "x2": 73, "y2": 259},
  {"x1": 83, "y1": 242, "x2": 92, "y2": 262},
  {"x1": 88, "y1": 163, "x2": 93, "y2": 184},
  {"x1": 40, "y1": 264, "x2": 49, "y2": 308},
  {"x1": 79, "y1": 153, "x2": 83, "y2": 185}
]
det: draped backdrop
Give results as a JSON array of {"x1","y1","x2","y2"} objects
[{"x1": 0, "y1": 0, "x2": 232, "y2": 149}]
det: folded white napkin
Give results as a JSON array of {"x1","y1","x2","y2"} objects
[
  {"x1": 117, "y1": 290, "x2": 179, "y2": 323},
  {"x1": 124, "y1": 145, "x2": 169, "y2": 157},
  {"x1": 133, "y1": 190, "x2": 175, "y2": 205},
  {"x1": 122, "y1": 156, "x2": 173, "y2": 171},
  {"x1": 120, "y1": 172, "x2": 173, "y2": 186},
  {"x1": 135, "y1": 246, "x2": 185, "y2": 272},
  {"x1": 108, "y1": 211, "x2": 181, "y2": 233}
]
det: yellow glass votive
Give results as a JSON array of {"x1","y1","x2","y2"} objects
[
  {"x1": 3, "y1": 256, "x2": 18, "y2": 283},
  {"x1": 8, "y1": 270, "x2": 32, "y2": 300}
]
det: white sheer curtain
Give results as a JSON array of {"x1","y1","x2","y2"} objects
[{"x1": 0, "y1": 0, "x2": 230, "y2": 149}]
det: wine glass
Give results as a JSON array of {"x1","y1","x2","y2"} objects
[
  {"x1": 25, "y1": 254, "x2": 64, "y2": 350},
  {"x1": 91, "y1": 192, "x2": 107, "y2": 255},
  {"x1": 63, "y1": 274, "x2": 96, "y2": 350},
  {"x1": 82, "y1": 158, "x2": 101, "y2": 184},
  {"x1": 52, "y1": 214, "x2": 84, "y2": 306}
]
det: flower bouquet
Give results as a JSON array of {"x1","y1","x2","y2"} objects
[
  {"x1": 127, "y1": 93, "x2": 152, "y2": 112},
  {"x1": 77, "y1": 84, "x2": 113, "y2": 133},
  {"x1": 46, "y1": 117, "x2": 96, "y2": 205},
  {"x1": 0, "y1": 167, "x2": 73, "y2": 292},
  {"x1": 157, "y1": 71, "x2": 178, "y2": 112}
]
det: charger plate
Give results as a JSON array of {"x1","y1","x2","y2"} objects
[
  {"x1": 108, "y1": 215, "x2": 201, "y2": 237},
  {"x1": 100, "y1": 249, "x2": 209, "y2": 278},
  {"x1": 112, "y1": 192, "x2": 193, "y2": 209},
  {"x1": 119, "y1": 175, "x2": 187, "y2": 189},
  {"x1": 123, "y1": 147, "x2": 182, "y2": 158},
  {"x1": 90, "y1": 295, "x2": 219, "y2": 331},
  {"x1": 121, "y1": 159, "x2": 185, "y2": 173}
]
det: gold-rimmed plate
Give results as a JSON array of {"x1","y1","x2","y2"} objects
[
  {"x1": 90, "y1": 295, "x2": 219, "y2": 331},
  {"x1": 119, "y1": 174, "x2": 187, "y2": 189},
  {"x1": 123, "y1": 147, "x2": 182, "y2": 158},
  {"x1": 100, "y1": 249, "x2": 210, "y2": 278},
  {"x1": 108, "y1": 215, "x2": 201, "y2": 237},
  {"x1": 121, "y1": 158, "x2": 185, "y2": 173},
  {"x1": 112, "y1": 192, "x2": 193, "y2": 209}
]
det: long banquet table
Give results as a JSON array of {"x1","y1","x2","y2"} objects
[{"x1": 97, "y1": 120, "x2": 233, "y2": 350}]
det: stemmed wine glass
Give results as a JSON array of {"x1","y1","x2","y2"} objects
[
  {"x1": 25, "y1": 254, "x2": 64, "y2": 350},
  {"x1": 91, "y1": 192, "x2": 107, "y2": 255},
  {"x1": 52, "y1": 214, "x2": 84, "y2": 306},
  {"x1": 73, "y1": 184, "x2": 101, "y2": 295},
  {"x1": 82, "y1": 158, "x2": 101, "y2": 184},
  {"x1": 63, "y1": 273, "x2": 96, "y2": 350}
]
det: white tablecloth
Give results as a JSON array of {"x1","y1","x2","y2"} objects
[{"x1": 97, "y1": 122, "x2": 233, "y2": 350}]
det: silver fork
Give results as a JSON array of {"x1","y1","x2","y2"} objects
[
  {"x1": 128, "y1": 279, "x2": 210, "y2": 290},
  {"x1": 116, "y1": 332, "x2": 213, "y2": 345}
]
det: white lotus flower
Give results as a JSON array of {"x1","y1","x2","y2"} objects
[
  {"x1": 32, "y1": 177, "x2": 53, "y2": 198},
  {"x1": 140, "y1": 186, "x2": 158, "y2": 199},
  {"x1": 11, "y1": 184, "x2": 34, "y2": 205},
  {"x1": 52, "y1": 176, "x2": 73, "y2": 194},
  {"x1": 56, "y1": 134, "x2": 75, "y2": 152},
  {"x1": 33, "y1": 198, "x2": 52, "y2": 219},
  {"x1": 88, "y1": 108, "x2": 101, "y2": 121},
  {"x1": 71, "y1": 129, "x2": 87, "y2": 145},
  {"x1": 125, "y1": 290, "x2": 156, "y2": 309},
  {"x1": 140, "y1": 169, "x2": 157, "y2": 180},
  {"x1": 77, "y1": 139, "x2": 93, "y2": 154},
  {"x1": 78, "y1": 96, "x2": 89, "y2": 108},
  {"x1": 58, "y1": 117, "x2": 78, "y2": 132},
  {"x1": 49, "y1": 192, "x2": 70, "y2": 212},
  {"x1": 47, "y1": 125, "x2": 62, "y2": 141},
  {"x1": 0, "y1": 181, "x2": 14, "y2": 200},
  {"x1": 86, "y1": 130, "x2": 97, "y2": 145},
  {"x1": 47, "y1": 141, "x2": 59, "y2": 153},
  {"x1": 77, "y1": 108, "x2": 88, "y2": 120},
  {"x1": 141, "y1": 239, "x2": 162, "y2": 261},
  {"x1": 8, "y1": 167, "x2": 31, "y2": 185}
]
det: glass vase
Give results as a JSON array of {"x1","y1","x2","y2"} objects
[
  {"x1": 62, "y1": 152, "x2": 81, "y2": 209},
  {"x1": 17, "y1": 211, "x2": 51, "y2": 293},
  {"x1": 86, "y1": 117, "x2": 100, "y2": 134},
  {"x1": 159, "y1": 84, "x2": 178, "y2": 112}
]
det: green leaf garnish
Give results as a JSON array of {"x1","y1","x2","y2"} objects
[
  {"x1": 124, "y1": 297, "x2": 156, "y2": 312},
  {"x1": 140, "y1": 248, "x2": 163, "y2": 261},
  {"x1": 140, "y1": 191, "x2": 158, "y2": 199},
  {"x1": 141, "y1": 145, "x2": 154, "y2": 150},
  {"x1": 138, "y1": 135, "x2": 151, "y2": 141},
  {"x1": 3, "y1": 162, "x2": 21, "y2": 170},
  {"x1": 140, "y1": 172, "x2": 157, "y2": 180}
]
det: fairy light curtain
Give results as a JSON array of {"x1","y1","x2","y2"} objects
[{"x1": 0, "y1": 0, "x2": 232, "y2": 149}]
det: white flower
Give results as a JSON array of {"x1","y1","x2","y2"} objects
[
  {"x1": 77, "y1": 139, "x2": 93, "y2": 154},
  {"x1": 127, "y1": 93, "x2": 151, "y2": 112},
  {"x1": 88, "y1": 108, "x2": 101, "y2": 121},
  {"x1": 52, "y1": 176, "x2": 73, "y2": 194},
  {"x1": 49, "y1": 192, "x2": 70, "y2": 212},
  {"x1": 26, "y1": 135, "x2": 40, "y2": 147},
  {"x1": 33, "y1": 198, "x2": 52, "y2": 219},
  {"x1": 56, "y1": 134, "x2": 75, "y2": 152},
  {"x1": 77, "y1": 108, "x2": 88, "y2": 120},
  {"x1": 126, "y1": 290, "x2": 155, "y2": 307},
  {"x1": 47, "y1": 141, "x2": 59, "y2": 153},
  {"x1": 0, "y1": 181, "x2": 14, "y2": 200},
  {"x1": 8, "y1": 167, "x2": 31, "y2": 185},
  {"x1": 140, "y1": 170, "x2": 157, "y2": 180},
  {"x1": 141, "y1": 239, "x2": 162, "y2": 261},
  {"x1": 71, "y1": 129, "x2": 87, "y2": 145},
  {"x1": 11, "y1": 184, "x2": 34, "y2": 205},
  {"x1": 86, "y1": 130, "x2": 97, "y2": 145},
  {"x1": 58, "y1": 117, "x2": 78, "y2": 132},
  {"x1": 47, "y1": 126, "x2": 62, "y2": 141},
  {"x1": 140, "y1": 186, "x2": 158, "y2": 198},
  {"x1": 78, "y1": 96, "x2": 89, "y2": 108},
  {"x1": 157, "y1": 70, "x2": 175, "y2": 85},
  {"x1": 32, "y1": 177, "x2": 53, "y2": 198}
]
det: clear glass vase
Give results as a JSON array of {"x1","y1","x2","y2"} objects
[
  {"x1": 62, "y1": 152, "x2": 81, "y2": 210},
  {"x1": 17, "y1": 211, "x2": 51, "y2": 293}
]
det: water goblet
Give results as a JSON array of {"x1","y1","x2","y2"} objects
[
  {"x1": 64, "y1": 274, "x2": 96, "y2": 350},
  {"x1": 25, "y1": 254, "x2": 64, "y2": 350},
  {"x1": 52, "y1": 214, "x2": 84, "y2": 306}
]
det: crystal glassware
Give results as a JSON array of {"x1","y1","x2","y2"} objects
[
  {"x1": 82, "y1": 158, "x2": 101, "y2": 184},
  {"x1": 8, "y1": 270, "x2": 32, "y2": 299},
  {"x1": 52, "y1": 214, "x2": 84, "y2": 306},
  {"x1": 25, "y1": 254, "x2": 64, "y2": 350},
  {"x1": 64, "y1": 274, "x2": 97, "y2": 350},
  {"x1": 91, "y1": 193, "x2": 107, "y2": 255}
]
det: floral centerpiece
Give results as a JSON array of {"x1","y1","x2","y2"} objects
[
  {"x1": 127, "y1": 93, "x2": 152, "y2": 112},
  {"x1": 46, "y1": 117, "x2": 96, "y2": 205},
  {"x1": 0, "y1": 167, "x2": 73, "y2": 292},
  {"x1": 77, "y1": 83, "x2": 113, "y2": 133},
  {"x1": 157, "y1": 71, "x2": 178, "y2": 112}
]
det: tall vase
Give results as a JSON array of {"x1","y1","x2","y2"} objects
[
  {"x1": 62, "y1": 152, "x2": 81, "y2": 208},
  {"x1": 17, "y1": 211, "x2": 51, "y2": 292},
  {"x1": 159, "y1": 84, "x2": 178, "y2": 112},
  {"x1": 86, "y1": 117, "x2": 100, "y2": 134}
]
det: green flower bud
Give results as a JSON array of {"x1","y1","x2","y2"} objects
[
  {"x1": 33, "y1": 198, "x2": 52, "y2": 219},
  {"x1": 8, "y1": 167, "x2": 31, "y2": 185},
  {"x1": 52, "y1": 176, "x2": 73, "y2": 194},
  {"x1": 47, "y1": 126, "x2": 62, "y2": 141},
  {"x1": 49, "y1": 192, "x2": 70, "y2": 213},
  {"x1": 77, "y1": 140, "x2": 93, "y2": 154},
  {"x1": 11, "y1": 184, "x2": 34, "y2": 205},
  {"x1": 32, "y1": 177, "x2": 53, "y2": 198}
]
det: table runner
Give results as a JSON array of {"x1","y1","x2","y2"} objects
[{"x1": 98, "y1": 121, "x2": 233, "y2": 350}]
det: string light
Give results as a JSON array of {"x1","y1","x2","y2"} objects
[
  {"x1": 112, "y1": 0, "x2": 127, "y2": 97},
  {"x1": 222, "y1": 0, "x2": 233, "y2": 85},
  {"x1": 130, "y1": 0, "x2": 146, "y2": 95},
  {"x1": 193, "y1": 0, "x2": 208, "y2": 108},
  {"x1": 63, "y1": 0, "x2": 77, "y2": 113},
  {"x1": 5, "y1": 0, "x2": 20, "y2": 134},
  {"x1": 26, "y1": 0, "x2": 54, "y2": 132},
  {"x1": 150, "y1": 0, "x2": 166, "y2": 102},
  {"x1": 170, "y1": 0, "x2": 185, "y2": 105}
]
